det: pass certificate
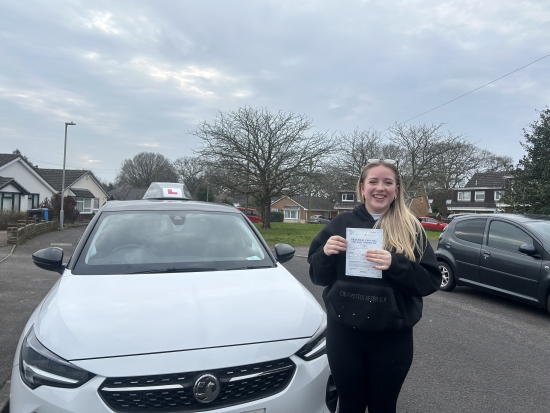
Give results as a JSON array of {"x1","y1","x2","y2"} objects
[{"x1": 345, "y1": 228, "x2": 383, "y2": 278}]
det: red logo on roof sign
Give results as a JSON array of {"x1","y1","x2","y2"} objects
[{"x1": 163, "y1": 188, "x2": 181, "y2": 197}]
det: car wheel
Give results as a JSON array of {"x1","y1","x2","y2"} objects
[
  {"x1": 439, "y1": 261, "x2": 456, "y2": 291},
  {"x1": 546, "y1": 293, "x2": 550, "y2": 316}
]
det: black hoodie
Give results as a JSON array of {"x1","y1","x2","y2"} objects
[{"x1": 308, "y1": 204, "x2": 441, "y2": 332}]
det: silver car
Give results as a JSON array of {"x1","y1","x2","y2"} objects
[{"x1": 310, "y1": 215, "x2": 330, "y2": 224}]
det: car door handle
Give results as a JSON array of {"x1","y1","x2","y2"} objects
[{"x1": 482, "y1": 250, "x2": 491, "y2": 258}]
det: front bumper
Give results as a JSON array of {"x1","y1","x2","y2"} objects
[{"x1": 10, "y1": 354, "x2": 330, "y2": 413}]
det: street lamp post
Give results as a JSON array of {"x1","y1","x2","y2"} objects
[{"x1": 60, "y1": 122, "x2": 76, "y2": 230}]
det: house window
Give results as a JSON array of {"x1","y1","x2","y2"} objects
[
  {"x1": 76, "y1": 198, "x2": 95, "y2": 214},
  {"x1": 342, "y1": 193, "x2": 355, "y2": 202},
  {"x1": 27, "y1": 194, "x2": 40, "y2": 210},
  {"x1": 94, "y1": 198, "x2": 100, "y2": 211},
  {"x1": 494, "y1": 190, "x2": 504, "y2": 201},
  {"x1": 1, "y1": 193, "x2": 21, "y2": 211},
  {"x1": 284, "y1": 209, "x2": 298, "y2": 219},
  {"x1": 457, "y1": 191, "x2": 471, "y2": 201},
  {"x1": 475, "y1": 191, "x2": 485, "y2": 202}
]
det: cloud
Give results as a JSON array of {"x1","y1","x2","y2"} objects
[
  {"x1": 137, "y1": 142, "x2": 160, "y2": 147},
  {"x1": 1, "y1": 0, "x2": 549, "y2": 184},
  {"x1": 79, "y1": 11, "x2": 120, "y2": 35}
]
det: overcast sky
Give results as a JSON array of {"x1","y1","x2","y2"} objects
[{"x1": 1, "y1": 0, "x2": 549, "y2": 183}]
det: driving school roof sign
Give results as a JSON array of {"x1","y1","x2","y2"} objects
[{"x1": 142, "y1": 182, "x2": 193, "y2": 200}]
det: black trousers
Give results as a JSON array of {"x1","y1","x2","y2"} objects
[{"x1": 326, "y1": 316, "x2": 414, "y2": 413}]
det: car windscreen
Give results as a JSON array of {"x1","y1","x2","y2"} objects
[
  {"x1": 524, "y1": 221, "x2": 550, "y2": 244},
  {"x1": 72, "y1": 210, "x2": 274, "y2": 275}
]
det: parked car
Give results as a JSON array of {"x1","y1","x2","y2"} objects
[
  {"x1": 237, "y1": 206, "x2": 262, "y2": 223},
  {"x1": 435, "y1": 213, "x2": 550, "y2": 314},
  {"x1": 310, "y1": 215, "x2": 330, "y2": 224},
  {"x1": 418, "y1": 216, "x2": 448, "y2": 231},
  {"x1": 10, "y1": 183, "x2": 334, "y2": 413}
]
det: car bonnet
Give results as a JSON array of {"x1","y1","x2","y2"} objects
[{"x1": 33, "y1": 267, "x2": 323, "y2": 360}]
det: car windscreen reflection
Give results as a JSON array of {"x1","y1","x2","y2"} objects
[{"x1": 73, "y1": 211, "x2": 274, "y2": 275}]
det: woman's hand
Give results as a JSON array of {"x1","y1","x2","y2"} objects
[
  {"x1": 366, "y1": 249, "x2": 392, "y2": 270},
  {"x1": 323, "y1": 236, "x2": 348, "y2": 256}
]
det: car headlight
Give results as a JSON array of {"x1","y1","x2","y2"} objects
[
  {"x1": 20, "y1": 327, "x2": 94, "y2": 389},
  {"x1": 296, "y1": 312, "x2": 327, "y2": 361}
]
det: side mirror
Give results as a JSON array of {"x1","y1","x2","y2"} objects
[
  {"x1": 519, "y1": 244, "x2": 537, "y2": 256},
  {"x1": 274, "y1": 243, "x2": 295, "y2": 263},
  {"x1": 32, "y1": 247, "x2": 65, "y2": 274}
]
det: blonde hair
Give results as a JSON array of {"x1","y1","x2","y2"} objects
[{"x1": 356, "y1": 162, "x2": 426, "y2": 261}]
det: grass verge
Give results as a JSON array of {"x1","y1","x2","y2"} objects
[{"x1": 255, "y1": 222, "x2": 442, "y2": 247}]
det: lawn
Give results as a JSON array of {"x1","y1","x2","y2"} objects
[
  {"x1": 254, "y1": 222, "x2": 442, "y2": 247},
  {"x1": 254, "y1": 222, "x2": 323, "y2": 247}
]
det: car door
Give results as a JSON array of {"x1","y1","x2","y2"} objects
[
  {"x1": 421, "y1": 218, "x2": 433, "y2": 230},
  {"x1": 479, "y1": 219, "x2": 542, "y2": 299},
  {"x1": 446, "y1": 218, "x2": 487, "y2": 283},
  {"x1": 427, "y1": 218, "x2": 445, "y2": 230}
]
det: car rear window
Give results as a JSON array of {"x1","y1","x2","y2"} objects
[
  {"x1": 454, "y1": 218, "x2": 487, "y2": 244},
  {"x1": 73, "y1": 211, "x2": 273, "y2": 275}
]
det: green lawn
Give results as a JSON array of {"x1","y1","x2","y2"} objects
[
  {"x1": 254, "y1": 222, "x2": 442, "y2": 247},
  {"x1": 254, "y1": 222, "x2": 323, "y2": 247}
]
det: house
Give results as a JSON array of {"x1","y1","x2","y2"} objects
[
  {"x1": 446, "y1": 171, "x2": 513, "y2": 215},
  {"x1": 334, "y1": 189, "x2": 432, "y2": 216},
  {"x1": 0, "y1": 177, "x2": 30, "y2": 212},
  {"x1": 0, "y1": 153, "x2": 110, "y2": 218},
  {"x1": 36, "y1": 169, "x2": 110, "y2": 218},
  {"x1": 409, "y1": 194, "x2": 431, "y2": 217},
  {"x1": 271, "y1": 196, "x2": 336, "y2": 223},
  {"x1": 0, "y1": 154, "x2": 57, "y2": 212},
  {"x1": 108, "y1": 184, "x2": 148, "y2": 201},
  {"x1": 333, "y1": 189, "x2": 361, "y2": 215}
]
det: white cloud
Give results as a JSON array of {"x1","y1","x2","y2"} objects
[
  {"x1": 1, "y1": 0, "x2": 549, "y2": 184},
  {"x1": 79, "y1": 11, "x2": 120, "y2": 35},
  {"x1": 137, "y1": 142, "x2": 160, "y2": 147}
]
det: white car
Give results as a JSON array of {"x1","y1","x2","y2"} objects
[{"x1": 10, "y1": 183, "x2": 335, "y2": 413}]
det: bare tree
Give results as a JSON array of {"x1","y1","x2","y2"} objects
[
  {"x1": 388, "y1": 123, "x2": 469, "y2": 202},
  {"x1": 429, "y1": 141, "x2": 481, "y2": 190},
  {"x1": 334, "y1": 129, "x2": 385, "y2": 178},
  {"x1": 115, "y1": 152, "x2": 178, "y2": 187},
  {"x1": 192, "y1": 106, "x2": 333, "y2": 228},
  {"x1": 329, "y1": 128, "x2": 402, "y2": 193},
  {"x1": 173, "y1": 156, "x2": 206, "y2": 198},
  {"x1": 475, "y1": 150, "x2": 514, "y2": 173}
]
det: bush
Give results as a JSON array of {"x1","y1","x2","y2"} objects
[
  {"x1": 39, "y1": 194, "x2": 80, "y2": 224},
  {"x1": 270, "y1": 211, "x2": 284, "y2": 222},
  {"x1": 0, "y1": 211, "x2": 27, "y2": 230}
]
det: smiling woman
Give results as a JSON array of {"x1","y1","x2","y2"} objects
[{"x1": 308, "y1": 159, "x2": 441, "y2": 413}]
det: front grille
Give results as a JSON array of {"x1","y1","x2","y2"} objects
[{"x1": 98, "y1": 358, "x2": 296, "y2": 412}]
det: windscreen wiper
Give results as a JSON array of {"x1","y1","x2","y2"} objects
[
  {"x1": 225, "y1": 265, "x2": 274, "y2": 270},
  {"x1": 130, "y1": 267, "x2": 218, "y2": 274}
]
